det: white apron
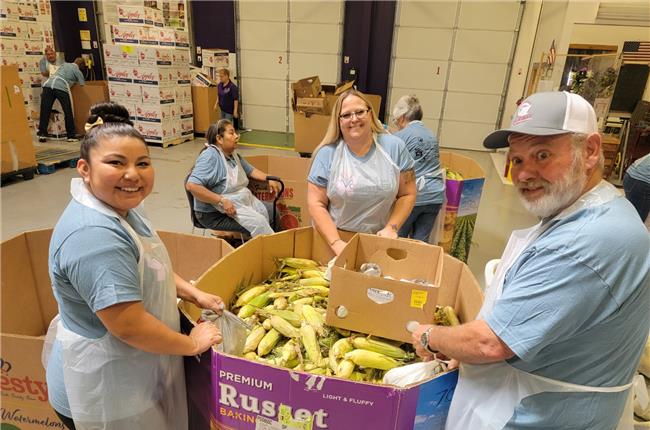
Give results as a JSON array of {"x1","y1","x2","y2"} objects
[
  {"x1": 47, "y1": 178, "x2": 188, "y2": 430},
  {"x1": 212, "y1": 145, "x2": 273, "y2": 237},
  {"x1": 43, "y1": 72, "x2": 74, "y2": 111},
  {"x1": 326, "y1": 136, "x2": 400, "y2": 233},
  {"x1": 446, "y1": 181, "x2": 639, "y2": 430}
]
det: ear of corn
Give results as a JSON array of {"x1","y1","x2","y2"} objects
[
  {"x1": 301, "y1": 269, "x2": 326, "y2": 279},
  {"x1": 237, "y1": 304, "x2": 257, "y2": 319},
  {"x1": 262, "y1": 318, "x2": 272, "y2": 330},
  {"x1": 258, "y1": 309, "x2": 302, "y2": 327},
  {"x1": 281, "y1": 339, "x2": 298, "y2": 362},
  {"x1": 243, "y1": 351, "x2": 258, "y2": 360},
  {"x1": 270, "y1": 315, "x2": 300, "y2": 338},
  {"x1": 243, "y1": 326, "x2": 267, "y2": 354},
  {"x1": 299, "y1": 277, "x2": 330, "y2": 287},
  {"x1": 300, "y1": 324, "x2": 322, "y2": 365},
  {"x1": 444, "y1": 306, "x2": 460, "y2": 326},
  {"x1": 336, "y1": 359, "x2": 356, "y2": 378},
  {"x1": 273, "y1": 297, "x2": 288, "y2": 310},
  {"x1": 352, "y1": 337, "x2": 411, "y2": 359},
  {"x1": 301, "y1": 304, "x2": 325, "y2": 336},
  {"x1": 235, "y1": 285, "x2": 268, "y2": 308},
  {"x1": 281, "y1": 257, "x2": 319, "y2": 269},
  {"x1": 344, "y1": 349, "x2": 399, "y2": 371},
  {"x1": 257, "y1": 329, "x2": 281, "y2": 356}
]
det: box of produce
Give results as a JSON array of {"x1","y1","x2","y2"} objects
[{"x1": 180, "y1": 227, "x2": 483, "y2": 430}]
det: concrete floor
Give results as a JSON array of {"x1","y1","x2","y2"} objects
[{"x1": 1, "y1": 137, "x2": 537, "y2": 287}]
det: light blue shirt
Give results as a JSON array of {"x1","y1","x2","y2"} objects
[
  {"x1": 187, "y1": 146, "x2": 254, "y2": 213},
  {"x1": 485, "y1": 196, "x2": 650, "y2": 429},
  {"x1": 394, "y1": 121, "x2": 444, "y2": 206},
  {"x1": 42, "y1": 62, "x2": 84, "y2": 93},
  {"x1": 627, "y1": 153, "x2": 650, "y2": 185},
  {"x1": 46, "y1": 200, "x2": 153, "y2": 417},
  {"x1": 308, "y1": 133, "x2": 414, "y2": 188},
  {"x1": 39, "y1": 56, "x2": 63, "y2": 75}
]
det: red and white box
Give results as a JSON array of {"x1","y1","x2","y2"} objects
[
  {"x1": 0, "y1": 1, "x2": 18, "y2": 20},
  {"x1": 136, "y1": 120, "x2": 175, "y2": 143},
  {"x1": 108, "y1": 82, "x2": 141, "y2": 101},
  {"x1": 141, "y1": 84, "x2": 175, "y2": 105},
  {"x1": 137, "y1": 46, "x2": 172, "y2": 66},
  {"x1": 0, "y1": 21, "x2": 27, "y2": 39},
  {"x1": 144, "y1": 7, "x2": 163, "y2": 28},
  {"x1": 174, "y1": 29, "x2": 189, "y2": 48},
  {"x1": 0, "y1": 37, "x2": 20, "y2": 55},
  {"x1": 132, "y1": 66, "x2": 159, "y2": 86},
  {"x1": 117, "y1": 5, "x2": 145, "y2": 26},
  {"x1": 106, "y1": 64, "x2": 133, "y2": 83},
  {"x1": 103, "y1": 43, "x2": 138, "y2": 66},
  {"x1": 175, "y1": 84, "x2": 191, "y2": 101},
  {"x1": 138, "y1": 26, "x2": 158, "y2": 46},
  {"x1": 136, "y1": 104, "x2": 173, "y2": 124},
  {"x1": 18, "y1": 70, "x2": 42, "y2": 87},
  {"x1": 156, "y1": 28, "x2": 175, "y2": 47},
  {"x1": 178, "y1": 99, "x2": 193, "y2": 119},
  {"x1": 176, "y1": 66, "x2": 191, "y2": 84},
  {"x1": 172, "y1": 48, "x2": 190, "y2": 65},
  {"x1": 1, "y1": 54, "x2": 18, "y2": 67},
  {"x1": 16, "y1": 3, "x2": 37, "y2": 22},
  {"x1": 202, "y1": 48, "x2": 229, "y2": 69},
  {"x1": 18, "y1": 55, "x2": 39, "y2": 72},
  {"x1": 180, "y1": 117, "x2": 194, "y2": 136},
  {"x1": 25, "y1": 22, "x2": 42, "y2": 40},
  {"x1": 22, "y1": 39, "x2": 43, "y2": 55},
  {"x1": 112, "y1": 24, "x2": 140, "y2": 45}
]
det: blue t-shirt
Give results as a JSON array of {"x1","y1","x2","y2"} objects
[
  {"x1": 218, "y1": 81, "x2": 239, "y2": 114},
  {"x1": 42, "y1": 62, "x2": 85, "y2": 94},
  {"x1": 627, "y1": 153, "x2": 650, "y2": 185},
  {"x1": 393, "y1": 121, "x2": 444, "y2": 206},
  {"x1": 308, "y1": 133, "x2": 414, "y2": 188},
  {"x1": 46, "y1": 200, "x2": 154, "y2": 417},
  {"x1": 187, "y1": 147, "x2": 254, "y2": 213},
  {"x1": 485, "y1": 196, "x2": 650, "y2": 429}
]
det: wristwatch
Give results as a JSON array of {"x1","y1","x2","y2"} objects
[{"x1": 420, "y1": 327, "x2": 437, "y2": 354}]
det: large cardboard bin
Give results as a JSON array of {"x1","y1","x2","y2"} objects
[
  {"x1": 1, "y1": 64, "x2": 36, "y2": 175},
  {"x1": 180, "y1": 227, "x2": 483, "y2": 430},
  {"x1": 192, "y1": 85, "x2": 219, "y2": 134},
  {"x1": 439, "y1": 152, "x2": 486, "y2": 263},
  {"x1": 1, "y1": 229, "x2": 233, "y2": 430},
  {"x1": 71, "y1": 81, "x2": 109, "y2": 135},
  {"x1": 246, "y1": 155, "x2": 312, "y2": 230},
  {"x1": 327, "y1": 234, "x2": 444, "y2": 342}
]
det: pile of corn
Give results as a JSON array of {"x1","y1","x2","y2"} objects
[{"x1": 228, "y1": 257, "x2": 459, "y2": 384}]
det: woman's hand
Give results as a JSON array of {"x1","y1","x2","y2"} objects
[
  {"x1": 268, "y1": 179, "x2": 282, "y2": 196},
  {"x1": 189, "y1": 322, "x2": 222, "y2": 354},
  {"x1": 377, "y1": 225, "x2": 398, "y2": 239},
  {"x1": 221, "y1": 198, "x2": 236, "y2": 216},
  {"x1": 194, "y1": 291, "x2": 225, "y2": 315}
]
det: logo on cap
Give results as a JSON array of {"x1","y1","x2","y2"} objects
[{"x1": 512, "y1": 102, "x2": 532, "y2": 126}]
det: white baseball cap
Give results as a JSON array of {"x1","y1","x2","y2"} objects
[{"x1": 484, "y1": 91, "x2": 598, "y2": 149}]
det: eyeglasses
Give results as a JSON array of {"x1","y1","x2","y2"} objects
[{"x1": 339, "y1": 108, "x2": 370, "y2": 121}]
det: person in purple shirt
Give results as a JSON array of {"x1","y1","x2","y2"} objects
[{"x1": 213, "y1": 68, "x2": 239, "y2": 124}]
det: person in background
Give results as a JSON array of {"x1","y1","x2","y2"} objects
[
  {"x1": 186, "y1": 119, "x2": 281, "y2": 238},
  {"x1": 39, "y1": 46, "x2": 62, "y2": 78},
  {"x1": 391, "y1": 95, "x2": 445, "y2": 242},
  {"x1": 623, "y1": 153, "x2": 650, "y2": 225},
  {"x1": 38, "y1": 57, "x2": 85, "y2": 143},
  {"x1": 411, "y1": 91, "x2": 649, "y2": 430},
  {"x1": 307, "y1": 89, "x2": 416, "y2": 255},
  {"x1": 44, "y1": 102, "x2": 223, "y2": 430},
  {"x1": 213, "y1": 68, "x2": 239, "y2": 125}
]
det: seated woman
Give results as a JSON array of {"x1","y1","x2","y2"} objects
[{"x1": 186, "y1": 119, "x2": 281, "y2": 237}]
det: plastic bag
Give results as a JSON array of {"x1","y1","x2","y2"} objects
[
  {"x1": 382, "y1": 359, "x2": 447, "y2": 387},
  {"x1": 41, "y1": 314, "x2": 60, "y2": 369},
  {"x1": 203, "y1": 309, "x2": 251, "y2": 356}
]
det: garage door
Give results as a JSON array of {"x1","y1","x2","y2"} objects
[
  {"x1": 238, "y1": 1, "x2": 343, "y2": 133},
  {"x1": 388, "y1": 1, "x2": 522, "y2": 150}
]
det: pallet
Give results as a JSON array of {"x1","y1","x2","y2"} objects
[
  {"x1": 1, "y1": 166, "x2": 37, "y2": 185},
  {"x1": 35, "y1": 144, "x2": 80, "y2": 175},
  {"x1": 145, "y1": 134, "x2": 194, "y2": 148}
]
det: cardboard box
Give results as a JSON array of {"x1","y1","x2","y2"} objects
[
  {"x1": 191, "y1": 71, "x2": 214, "y2": 87},
  {"x1": 117, "y1": 4, "x2": 145, "y2": 25},
  {"x1": 136, "y1": 104, "x2": 173, "y2": 123},
  {"x1": 108, "y1": 82, "x2": 140, "y2": 100},
  {"x1": 180, "y1": 117, "x2": 194, "y2": 137},
  {"x1": 106, "y1": 64, "x2": 133, "y2": 83},
  {"x1": 176, "y1": 66, "x2": 191, "y2": 85},
  {"x1": 1, "y1": 229, "x2": 233, "y2": 430},
  {"x1": 292, "y1": 76, "x2": 321, "y2": 99},
  {"x1": 0, "y1": 1, "x2": 18, "y2": 20},
  {"x1": 22, "y1": 38, "x2": 43, "y2": 55},
  {"x1": 141, "y1": 84, "x2": 175, "y2": 104},
  {"x1": 111, "y1": 24, "x2": 140, "y2": 45},
  {"x1": 137, "y1": 46, "x2": 172, "y2": 66},
  {"x1": 295, "y1": 96, "x2": 329, "y2": 114},
  {"x1": 16, "y1": 3, "x2": 37, "y2": 22},
  {"x1": 0, "y1": 37, "x2": 20, "y2": 55},
  {"x1": 191, "y1": 85, "x2": 218, "y2": 133},
  {"x1": 157, "y1": 28, "x2": 175, "y2": 47},
  {"x1": 1, "y1": 64, "x2": 36, "y2": 174},
  {"x1": 136, "y1": 120, "x2": 174, "y2": 143},
  {"x1": 175, "y1": 29, "x2": 189, "y2": 48},
  {"x1": 178, "y1": 99, "x2": 193, "y2": 119},
  {"x1": 0, "y1": 20, "x2": 26, "y2": 38},
  {"x1": 71, "y1": 81, "x2": 109, "y2": 135},
  {"x1": 175, "y1": 84, "x2": 191, "y2": 101},
  {"x1": 201, "y1": 48, "x2": 229, "y2": 69},
  {"x1": 103, "y1": 43, "x2": 138, "y2": 66},
  {"x1": 246, "y1": 155, "x2": 312, "y2": 229},
  {"x1": 145, "y1": 7, "x2": 163, "y2": 28},
  {"x1": 137, "y1": 26, "x2": 159, "y2": 46},
  {"x1": 438, "y1": 151, "x2": 485, "y2": 263},
  {"x1": 173, "y1": 48, "x2": 190, "y2": 65},
  {"x1": 328, "y1": 234, "x2": 443, "y2": 342},
  {"x1": 180, "y1": 227, "x2": 483, "y2": 430},
  {"x1": 292, "y1": 91, "x2": 381, "y2": 154}
]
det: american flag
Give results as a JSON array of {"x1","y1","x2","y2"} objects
[
  {"x1": 622, "y1": 41, "x2": 650, "y2": 64},
  {"x1": 548, "y1": 39, "x2": 556, "y2": 66}
]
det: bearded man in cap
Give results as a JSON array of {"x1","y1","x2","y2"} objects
[{"x1": 411, "y1": 91, "x2": 649, "y2": 430}]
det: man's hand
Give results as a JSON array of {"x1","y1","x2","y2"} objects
[
  {"x1": 221, "y1": 198, "x2": 236, "y2": 216},
  {"x1": 193, "y1": 291, "x2": 225, "y2": 315},
  {"x1": 189, "y1": 322, "x2": 222, "y2": 355},
  {"x1": 412, "y1": 324, "x2": 436, "y2": 361},
  {"x1": 268, "y1": 179, "x2": 282, "y2": 195}
]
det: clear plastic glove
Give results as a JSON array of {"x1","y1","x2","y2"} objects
[
  {"x1": 194, "y1": 291, "x2": 225, "y2": 315},
  {"x1": 323, "y1": 256, "x2": 337, "y2": 281},
  {"x1": 189, "y1": 322, "x2": 222, "y2": 355},
  {"x1": 221, "y1": 198, "x2": 236, "y2": 216}
]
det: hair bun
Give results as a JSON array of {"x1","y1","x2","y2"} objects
[{"x1": 88, "y1": 102, "x2": 133, "y2": 126}]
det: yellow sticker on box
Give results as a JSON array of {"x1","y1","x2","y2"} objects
[{"x1": 410, "y1": 290, "x2": 428, "y2": 309}]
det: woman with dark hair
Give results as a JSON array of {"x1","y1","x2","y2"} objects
[
  {"x1": 43, "y1": 102, "x2": 223, "y2": 430},
  {"x1": 186, "y1": 119, "x2": 281, "y2": 237},
  {"x1": 307, "y1": 89, "x2": 416, "y2": 255}
]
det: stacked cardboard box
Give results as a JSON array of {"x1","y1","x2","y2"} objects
[
  {"x1": 199, "y1": 47, "x2": 229, "y2": 81},
  {"x1": 0, "y1": 0, "x2": 54, "y2": 130}
]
